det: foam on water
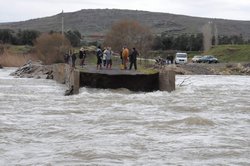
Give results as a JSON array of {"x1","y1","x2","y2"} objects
[{"x1": 0, "y1": 68, "x2": 249, "y2": 165}]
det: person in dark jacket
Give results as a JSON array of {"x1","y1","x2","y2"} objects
[
  {"x1": 64, "y1": 53, "x2": 70, "y2": 63},
  {"x1": 69, "y1": 52, "x2": 77, "y2": 68},
  {"x1": 79, "y1": 48, "x2": 86, "y2": 67},
  {"x1": 96, "y1": 46, "x2": 103, "y2": 70},
  {"x1": 129, "y1": 47, "x2": 138, "y2": 70}
]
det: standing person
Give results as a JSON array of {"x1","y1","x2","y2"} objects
[
  {"x1": 103, "y1": 47, "x2": 107, "y2": 67},
  {"x1": 67, "y1": 51, "x2": 76, "y2": 68},
  {"x1": 82, "y1": 48, "x2": 87, "y2": 65},
  {"x1": 129, "y1": 47, "x2": 138, "y2": 70},
  {"x1": 71, "y1": 52, "x2": 77, "y2": 68},
  {"x1": 64, "y1": 53, "x2": 70, "y2": 64},
  {"x1": 79, "y1": 47, "x2": 85, "y2": 67},
  {"x1": 120, "y1": 48, "x2": 124, "y2": 69},
  {"x1": 96, "y1": 46, "x2": 103, "y2": 70},
  {"x1": 122, "y1": 46, "x2": 129, "y2": 70},
  {"x1": 106, "y1": 47, "x2": 113, "y2": 69}
]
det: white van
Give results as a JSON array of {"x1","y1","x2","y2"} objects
[{"x1": 175, "y1": 52, "x2": 188, "y2": 64}]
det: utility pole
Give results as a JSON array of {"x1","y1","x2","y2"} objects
[
  {"x1": 61, "y1": 10, "x2": 64, "y2": 36},
  {"x1": 61, "y1": 10, "x2": 65, "y2": 53},
  {"x1": 214, "y1": 22, "x2": 218, "y2": 46}
]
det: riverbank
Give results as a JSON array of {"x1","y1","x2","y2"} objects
[
  {"x1": 1, "y1": 44, "x2": 250, "y2": 75},
  {"x1": 7, "y1": 61, "x2": 250, "y2": 78},
  {"x1": 169, "y1": 63, "x2": 250, "y2": 75}
]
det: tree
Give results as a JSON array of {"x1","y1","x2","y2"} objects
[
  {"x1": 65, "y1": 30, "x2": 81, "y2": 47},
  {"x1": 162, "y1": 36, "x2": 174, "y2": 50},
  {"x1": 16, "y1": 30, "x2": 40, "y2": 45},
  {"x1": 0, "y1": 29, "x2": 15, "y2": 44},
  {"x1": 152, "y1": 36, "x2": 164, "y2": 50},
  {"x1": 152, "y1": 33, "x2": 203, "y2": 51},
  {"x1": 218, "y1": 34, "x2": 245, "y2": 45},
  {"x1": 104, "y1": 19, "x2": 153, "y2": 58},
  {"x1": 34, "y1": 33, "x2": 71, "y2": 64},
  {"x1": 193, "y1": 33, "x2": 203, "y2": 51}
]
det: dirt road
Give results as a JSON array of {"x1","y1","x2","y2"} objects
[{"x1": 165, "y1": 63, "x2": 250, "y2": 75}]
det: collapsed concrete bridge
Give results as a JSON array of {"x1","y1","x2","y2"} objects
[{"x1": 52, "y1": 64, "x2": 175, "y2": 95}]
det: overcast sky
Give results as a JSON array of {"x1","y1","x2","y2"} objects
[{"x1": 1, "y1": 0, "x2": 250, "y2": 22}]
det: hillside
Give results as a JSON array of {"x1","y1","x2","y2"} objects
[
  {"x1": 1, "y1": 9, "x2": 250, "y2": 39},
  {"x1": 206, "y1": 45, "x2": 250, "y2": 62}
]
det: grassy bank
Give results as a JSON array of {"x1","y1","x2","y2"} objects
[
  {"x1": 150, "y1": 45, "x2": 250, "y2": 63},
  {"x1": 8, "y1": 45, "x2": 33, "y2": 54},
  {"x1": 206, "y1": 45, "x2": 250, "y2": 63}
]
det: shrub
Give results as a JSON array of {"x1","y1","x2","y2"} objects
[{"x1": 34, "y1": 33, "x2": 71, "y2": 64}]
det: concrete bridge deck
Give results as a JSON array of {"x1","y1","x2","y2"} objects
[
  {"x1": 53, "y1": 64, "x2": 175, "y2": 95},
  {"x1": 76, "y1": 65, "x2": 146, "y2": 75}
]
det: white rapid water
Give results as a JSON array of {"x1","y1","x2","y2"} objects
[{"x1": 0, "y1": 68, "x2": 249, "y2": 165}]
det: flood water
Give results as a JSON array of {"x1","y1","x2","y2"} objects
[{"x1": 0, "y1": 68, "x2": 249, "y2": 165}]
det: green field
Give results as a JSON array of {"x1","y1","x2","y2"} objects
[
  {"x1": 205, "y1": 45, "x2": 250, "y2": 63},
  {"x1": 7, "y1": 45, "x2": 33, "y2": 54},
  {"x1": 150, "y1": 45, "x2": 250, "y2": 63}
]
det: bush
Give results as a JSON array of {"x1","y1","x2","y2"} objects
[{"x1": 34, "y1": 33, "x2": 71, "y2": 64}]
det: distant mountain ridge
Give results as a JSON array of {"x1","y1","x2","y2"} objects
[{"x1": 1, "y1": 9, "x2": 250, "y2": 39}]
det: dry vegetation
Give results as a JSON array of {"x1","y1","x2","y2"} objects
[
  {"x1": 104, "y1": 19, "x2": 153, "y2": 56},
  {"x1": 0, "y1": 53, "x2": 35, "y2": 67},
  {"x1": 0, "y1": 33, "x2": 72, "y2": 66},
  {"x1": 0, "y1": 45, "x2": 37, "y2": 67},
  {"x1": 34, "y1": 33, "x2": 71, "y2": 65}
]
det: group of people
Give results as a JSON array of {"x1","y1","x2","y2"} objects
[
  {"x1": 96, "y1": 46, "x2": 113, "y2": 70},
  {"x1": 64, "y1": 46, "x2": 139, "y2": 71},
  {"x1": 64, "y1": 48, "x2": 86, "y2": 68},
  {"x1": 64, "y1": 51, "x2": 77, "y2": 68},
  {"x1": 96, "y1": 46, "x2": 139, "y2": 70},
  {"x1": 120, "y1": 46, "x2": 138, "y2": 70}
]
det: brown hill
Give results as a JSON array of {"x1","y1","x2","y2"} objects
[{"x1": 1, "y1": 9, "x2": 250, "y2": 39}]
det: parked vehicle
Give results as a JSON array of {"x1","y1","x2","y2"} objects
[
  {"x1": 197, "y1": 55, "x2": 218, "y2": 63},
  {"x1": 192, "y1": 55, "x2": 203, "y2": 63},
  {"x1": 175, "y1": 52, "x2": 188, "y2": 64}
]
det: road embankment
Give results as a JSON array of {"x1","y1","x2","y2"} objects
[{"x1": 168, "y1": 63, "x2": 250, "y2": 75}]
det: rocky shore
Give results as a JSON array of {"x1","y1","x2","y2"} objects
[{"x1": 10, "y1": 61, "x2": 53, "y2": 79}]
